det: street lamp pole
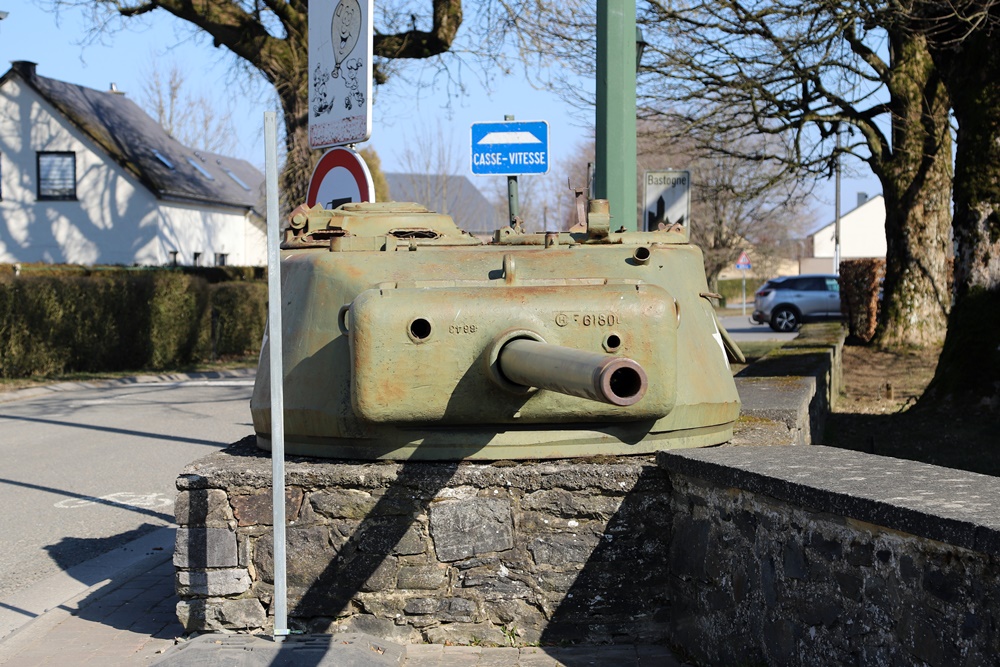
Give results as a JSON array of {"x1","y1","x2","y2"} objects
[
  {"x1": 595, "y1": 0, "x2": 638, "y2": 232},
  {"x1": 834, "y1": 127, "x2": 842, "y2": 275}
]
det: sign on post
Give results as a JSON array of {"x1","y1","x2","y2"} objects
[
  {"x1": 471, "y1": 121, "x2": 549, "y2": 176},
  {"x1": 736, "y1": 250, "x2": 752, "y2": 270},
  {"x1": 736, "y1": 250, "x2": 752, "y2": 316},
  {"x1": 308, "y1": 0, "x2": 374, "y2": 148},
  {"x1": 306, "y1": 147, "x2": 375, "y2": 209},
  {"x1": 643, "y1": 170, "x2": 691, "y2": 232}
]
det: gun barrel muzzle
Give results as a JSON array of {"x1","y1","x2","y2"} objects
[{"x1": 497, "y1": 339, "x2": 647, "y2": 406}]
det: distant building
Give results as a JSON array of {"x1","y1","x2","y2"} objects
[
  {"x1": 801, "y1": 193, "x2": 886, "y2": 274},
  {"x1": 384, "y1": 172, "x2": 504, "y2": 239},
  {"x1": 0, "y1": 61, "x2": 265, "y2": 266}
]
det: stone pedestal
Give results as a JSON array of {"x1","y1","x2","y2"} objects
[{"x1": 174, "y1": 437, "x2": 673, "y2": 645}]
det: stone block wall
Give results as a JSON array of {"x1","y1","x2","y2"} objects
[
  {"x1": 175, "y1": 440, "x2": 1000, "y2": 665},
  {"x1": 659, "y1": 446, "x2": 1000, "y2": 666},
  {"x1": 173, "y1": 438, "x2": 673, "y2": 645}
]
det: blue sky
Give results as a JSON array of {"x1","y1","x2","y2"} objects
[
  {"x1": 0, "y1": 2, "x2": 879, "y2": 228},
  {"x1": 0, "y1": 3, "x2": 587, "y2": 172}
]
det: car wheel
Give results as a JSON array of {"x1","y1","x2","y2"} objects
[{"x1": 770, "y1": 307, "x2": 800, "y2": 332}]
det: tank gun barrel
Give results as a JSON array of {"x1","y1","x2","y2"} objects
[{"x1": 497, "y1": 339, "x2": 648, "y2": 406}]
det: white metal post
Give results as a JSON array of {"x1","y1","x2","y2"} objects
[{"x1": 264, "y1": 111, "x2": 289, "y2": 638}]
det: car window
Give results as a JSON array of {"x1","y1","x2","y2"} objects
[
  {"x1": 780, "y1": 278, "x2": 803, "y2": 290},
  {"x1": 798, "y1": 277, "x2": 827, "y2": 291},
  {"x1": 825, "y1": 278, "x2": 840, "y2": 292}
]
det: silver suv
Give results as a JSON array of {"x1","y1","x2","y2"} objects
[{"x1": 751, "y1": 274, "x2": 842, "y2": 332}]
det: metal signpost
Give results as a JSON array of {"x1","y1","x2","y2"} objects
[
  {"x1": 642, "y1": 169, "x2": 691, "y2": 234},
  {"x1": 736, "y1": 250, "x2": 752, "y2": 316},
  {"x1": 263, "y1": 111, "x2": 289, "y2": 638}
]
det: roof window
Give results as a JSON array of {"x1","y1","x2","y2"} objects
[
  {"x1": 223, "y1": 168, "x2": 252, "y2": 191},
  {"x1": 153, "y1": 150, "x2": 175, "y2": 169},
  {"x1": 186, "y1": 157, "x2": 215, "y2": 180}
]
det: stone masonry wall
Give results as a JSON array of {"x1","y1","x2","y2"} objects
[
  {"x1": 173, "y1": 437, "x2": 673, "y2": 646},
  {"x1": 175, "y1": 440, "x2": 1000, "y2": 665},
  {"x1": 659, "y1": 446, "x2": 1000, "y2": 666}
]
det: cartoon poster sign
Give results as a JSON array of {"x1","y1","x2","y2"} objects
[{"x1": 308, "y1": 0, "x2": 373, "y2": 148}]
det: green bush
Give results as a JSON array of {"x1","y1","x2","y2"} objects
[
  {"x1": 0, "y1": 270, "x2": 266, "y2": 378},
  {"x1": 717, "y1": 278, "x2": 759, "y2": 308},
  {"x1": 203, "y1": 282, "x2": 268, "y2": 359}
]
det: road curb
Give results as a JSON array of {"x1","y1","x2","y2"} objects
[{"x1": 0, "y1": 368, "x2": 255, "y2": 405}]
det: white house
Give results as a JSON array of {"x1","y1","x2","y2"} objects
[
  {"x1": 801, "y1": 193, "x2": 886, "y2": 274},
  {"x1": 0, "y1": 61, "x2": 266, "y2": 266}
]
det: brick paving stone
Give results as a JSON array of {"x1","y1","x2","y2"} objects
[
  {"x1": 436, "y1": 647, "x2": 485, "y2": 667},
  {"x1": 477, "y1": 646, "x2": 520, "y2": 666},
  {"x1": 515, "y1": 648, "x2": 559, "y2": 667},
  {"x1": 405, "y1": 643, "x2": 444, "y2": 666}
]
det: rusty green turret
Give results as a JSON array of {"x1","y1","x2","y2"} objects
[{"x1": 250, "y1": 200, "x2": 742, "y2": 460}]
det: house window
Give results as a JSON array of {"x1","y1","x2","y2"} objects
[
  {"x1": 168, "y1": 251, "x2": 179, "y2": 266},
  {"x1": 193, "y1": 252, "x2": 202, "y2": 266},
  {"x1": 214, "y1": 253, "x2": 228, "y2": 267},
  {"x1": 37, "y1": 152, "x2": 77, "y2": 200}
]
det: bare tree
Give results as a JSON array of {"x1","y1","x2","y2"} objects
[
  {"x1": 397, "y1": 121, "x2": 463, "y2": 214},
  {"x1": 637, "y1": 130, "x2": 811, "y2": 290},
  {"x1": 53, "y1": 0, "x2": 497, "y2": 210},
  {"x1": 501, "y1": 0, "x2": 953, "y2": 349},
  {"x1": 139, "y1": 59, "x2": 239, "y2": 155}
]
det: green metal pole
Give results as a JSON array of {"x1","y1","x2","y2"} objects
[{"x1": 596, "y1": 0, "x2": 638, "y2": 232}]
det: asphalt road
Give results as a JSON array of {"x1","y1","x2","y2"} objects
[
  {"x1": 718, "y1": 314, "x2": 799, "y2": 343},
  {"x1": 0, "y1": 376, "x2": 255, "y2": 601}
]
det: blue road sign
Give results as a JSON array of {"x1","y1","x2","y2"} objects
[{"x1": 471, "y1": 120, "x2": 549, "y2": 175}]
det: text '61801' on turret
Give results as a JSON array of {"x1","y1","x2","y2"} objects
[{"x1": 250, "y1": 198, "x2": 743, "y2": 461}]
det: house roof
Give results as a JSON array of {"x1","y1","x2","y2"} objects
[
  {"x1": 384, "y1": 172, "x2": 504, "y2": 235},
  {"x1": 1, "y1": 61, "x2": 263, "y2": 213}
]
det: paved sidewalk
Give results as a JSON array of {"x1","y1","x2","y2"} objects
[
  {"x1": 0, "y1": 535, "x2": 687, "y2": 667},
  {"x1": 0, "y1": 554, "x2": 180, "y2": 666}
]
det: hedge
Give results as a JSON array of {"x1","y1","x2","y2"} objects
[
  {"x1": 839, "y1": 258, "x2": 885, "y2": 343},
  {"x1": 4, "y1": 263, "x2": 266, "y2": 283},
  {"x1": 0, "y1": 271, "x2": 267, "y2": 378},
  {"x1": 717, "y1": 278, "x2": 760, "y2": 307}
]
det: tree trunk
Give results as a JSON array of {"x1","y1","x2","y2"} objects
[
  {"x1": 276, "y1": 68, "x2": 316, "y2": 212},
  {"x1": 924, "y1": 31, "x2": 1000, "y2": 407},
  {"x1": 873, "y1": 32, "x2": 952, "y2": 349}
]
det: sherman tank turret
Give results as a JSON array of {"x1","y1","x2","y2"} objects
[{"x1": 250, "y1": 199, "x2": 742, "y2": 460}]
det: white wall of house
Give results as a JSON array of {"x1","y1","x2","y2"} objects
[
  {"x1": 0, "y1": 77, "x2": 263, "y2": 266},
  {"x1": 156, "y1": 203, "x2": 265, "y2": 266},
  {"x1": 809, "y1": 195, "x2": 886, "y2": 261}
]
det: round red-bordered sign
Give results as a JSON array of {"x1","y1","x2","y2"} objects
[{"x1": 306, "y1": 147, "x2": 375, "y2": 209}]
